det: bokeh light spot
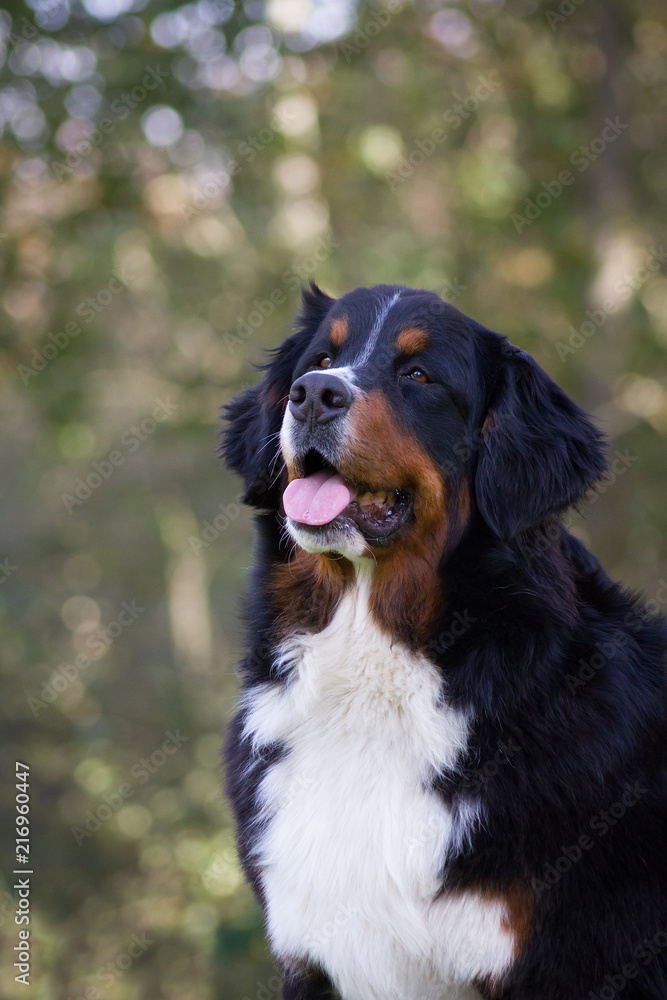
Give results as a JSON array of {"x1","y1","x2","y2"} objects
[
  {"x1": 61, "y1": 595, "x2": 102, "y2": 631},
  {"x1": 358, "y1": 125, "x2": 403, "y2": 175},
  {"x1": 142, "y1": 106, "x2": 184, "y2": 147}
]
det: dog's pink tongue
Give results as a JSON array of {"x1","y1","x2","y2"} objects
[{"x1": 283, "y1": 470, "x2": 355, "y2": 526}]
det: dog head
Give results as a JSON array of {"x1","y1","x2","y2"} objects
[{"x1": 223, "y1": 283, "x2": 606, "y2": 560}]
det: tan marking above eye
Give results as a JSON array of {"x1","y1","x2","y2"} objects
[
  {"x1": 329, "y1": 317, "x2": 349, "y2": 347},
  {"x1": 396, "y1": 326, "x2": 430, "y2": 355}
]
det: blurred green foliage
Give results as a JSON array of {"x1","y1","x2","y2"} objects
[{"x1": 0, "y1": 0, "x2": 665, "y2": 997}]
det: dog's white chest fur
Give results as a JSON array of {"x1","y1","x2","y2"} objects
[{"x1": 243, "y1": 577, "x2": 515, "y2": 1000}]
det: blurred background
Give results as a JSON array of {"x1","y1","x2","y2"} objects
[{"x1": 0, "y1": 0, "x2": 665, "y2": 996}]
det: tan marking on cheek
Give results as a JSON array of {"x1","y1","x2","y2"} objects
[
  {"x1": 329, "y1": 317, "x2": 349, "y2": 347},
  {"x1": 278, "y1": 391, "x2": 469, "y2": 648},
  {"x1": 285, "y1": 459, "x2": 299, "y2": 481},
  {"x1": 269, "y1": 551, "x2": 353, "y2": 635},
  {"x1": 341, "y1": 390, "x2": 445, "y2": 524},
  {"x1": 341, "y1": 390, "x2": 450, "y2": 646},
  {"x1": 396, "y1": 326, "x2": 430, "y2": 355}
]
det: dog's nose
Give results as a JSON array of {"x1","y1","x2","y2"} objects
[{"x1": 288, "y1": 372, "x2": 353, "y2": 425}]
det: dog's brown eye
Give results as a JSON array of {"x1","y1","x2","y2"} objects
[
  {"x1": 407, "y1": 368, "x2": 429, "y2": 383},
  {"x1": 319, "y1": 356, "x2": 332, "y2": 369}
]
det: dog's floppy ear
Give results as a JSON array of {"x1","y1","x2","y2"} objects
[
  {"x1": 221, "y1": 283, "x2": 335, "y2": 508},
  {"x1": 474, "y1": 343, "x2": 607, "y2": 540}
]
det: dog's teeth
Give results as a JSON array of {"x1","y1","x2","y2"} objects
[{"x1": 355, "y1": 489, "x2": 399, "y2": 516}]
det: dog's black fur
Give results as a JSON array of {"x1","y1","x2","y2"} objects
[{"x1": 223, "y1": 283, "x2": 667, "y2": 1000}]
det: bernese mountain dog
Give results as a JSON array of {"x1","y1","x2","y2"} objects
[{"x1": 222, "y1": 283, "x2": 667, "y2": 1000}]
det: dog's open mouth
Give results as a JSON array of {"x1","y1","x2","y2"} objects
[{"x1": 283, "y1": 450, "x2": 413, "y2": 542}]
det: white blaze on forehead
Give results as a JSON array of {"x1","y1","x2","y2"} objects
[{"x1": 352, "y1": 290, "x2": 402, "y2": 369}]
